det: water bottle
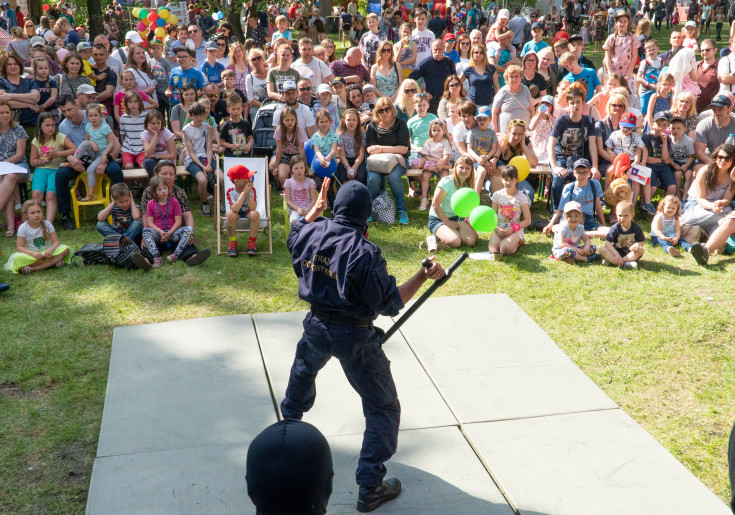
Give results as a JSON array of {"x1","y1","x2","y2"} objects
[{"x1": 727, "y1": 134, "x2": 735, "y2": 146}]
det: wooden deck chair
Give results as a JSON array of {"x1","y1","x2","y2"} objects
[{"x1": 215, "y1": 157, "x2": 273, "y2": 255}]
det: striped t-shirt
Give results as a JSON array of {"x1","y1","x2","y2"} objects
[{"x1": 119, "y1": 113, "x2": 147, "y2": 155}]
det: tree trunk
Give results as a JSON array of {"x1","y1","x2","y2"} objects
[
  {"x1": 88, "y1": 0, "x2": 103, "y2": 38},
  {"x1": 320, "y1": 0, "x2": 332, "y2": 19},
  {"x1": 28, "y1": 0, "x2": 41, "y2": 23},
  {"x1": 227, "y1": 0, "x2": 245, "y2": 43}
]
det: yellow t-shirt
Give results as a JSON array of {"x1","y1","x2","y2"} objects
[
  {"x1": 32, "y1": 133, "x2": 67, "y2": 170},
  {"x1": 81, "y1": 59, "x2": 96, "y2": 86}
]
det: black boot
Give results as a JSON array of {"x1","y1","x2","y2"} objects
[
  {"x1": 61, "y1": 214, "x2": 75, "y2": 230},
  {"x1": 357, "y1": 478, "x2": 401, "y2": 512}
]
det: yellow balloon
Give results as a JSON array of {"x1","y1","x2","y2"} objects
[
  {"x1": 155, "y1": 27, "x2": 166, "y2": 37},
  {"x1": 508, "y1": 156, "x2": 530, "y2": 182},
  {"x1": 132, "y1": 7, "x2": 140, "y2": 17},
  {"x1": 139, "y1": 30, "x2": 147, "y2": 37},
  {"x1": 159, "y1": 8, "x2": 170, "y2": 19},
  {"x1": 167, "y1": 14, "x2": 178, "y2": 25},
  {"x1": 141, "y1": 17, "x2": 150, "y2": 25}
]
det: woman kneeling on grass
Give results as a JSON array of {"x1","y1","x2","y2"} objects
[
  {"x1": 427, "y1": 156, "x2": 478, "y2": 249},
  {"x1": 3, "y1": 200, "x2": 72, "y2": 274}
]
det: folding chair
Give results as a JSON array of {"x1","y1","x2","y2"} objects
[
  {"x1": 70, "y1": 174, "x2": 112, "y2": 228},
  {"x1": 215, "y1": 157, "x2": 273, "y2": 255}
]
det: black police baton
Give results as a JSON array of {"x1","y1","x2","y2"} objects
[{"x1": 380, "y1": 251, "x2": 469, "y2": 344}]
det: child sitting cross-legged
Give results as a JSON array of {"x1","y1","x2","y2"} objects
[
  {"x1": 3, "y1": 200, "x2": 72, "y2": 275},
  {"x1": 136, "y1": 176, "x2": 194, "y2": 267},
  {"x1": 651, "y1": 194, "x2": 690, "y2": 257},
  {"x1": 487, "y1": 165, "x2": 531, "y2": 261},
  {"x1": 96, "y1": 183, "x2": 142, "y2": 242},
  {"x1": 543, "y1": 158, "x2": 608, "y2": 239},
  {"x1": 284, "y1": 156, "x2": 317, "y2": 227},
  {"x1": 551, "y1": 201, "x2": 601, "y2": 264},
  {"x1": 600, "y1": 200, "x2": 645, "y2": 269},
  {"x1": 226, "y1": 164, "x2": 261, "y2": 257}
]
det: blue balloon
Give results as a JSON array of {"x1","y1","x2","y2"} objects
[
  {"x1": 304, "y1": 140, "x2": 315, "y2": 164},
  {"x1": 156, "y1": 17, "x2": 166, "y2": 27},
  {"x1": 311, "y1": 156, "x2": 337, "y2": 178}
]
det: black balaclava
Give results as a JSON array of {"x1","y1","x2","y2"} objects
[
  {"x1": 332, "y1": 180, "x2": 372, "y2": 234},
  {"x1": 246, "y1": 419, "x2": 333, "y2": 515}
]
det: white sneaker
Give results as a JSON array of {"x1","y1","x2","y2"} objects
[{"x1": 622, "y1": 261, "x2": 638, "y2": 270}]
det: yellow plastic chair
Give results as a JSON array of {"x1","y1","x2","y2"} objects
[{"x1": 70, "y1": 174, "x2": 111, "y2": 228}]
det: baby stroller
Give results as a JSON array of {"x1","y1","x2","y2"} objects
[{"x1": 250, "y1": 99, "x2": 279, "y2": 159}]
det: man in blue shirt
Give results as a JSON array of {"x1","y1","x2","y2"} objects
[
  {"x1": 59, "y1": 17, "x2": 80, "y2": 47},
  {"x1": 197, "y1": 7, "x2": 215, "y2": 38},
  {"x1": 409, "y1": 39, "x2": 456, "y2": 114},
  {"x1": 166, "y1": 47, "x2": 207, "y2": 106},
  {"x1": 55, "y1": 95, "x2": 124, "y2": 231},
  {"x1": 4, "y1": 3, "x2": 16, "y2": 28}
]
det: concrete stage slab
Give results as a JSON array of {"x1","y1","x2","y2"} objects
[
  {"x1": 253, "y1": 312, "x2": 457, "y2": 437},
  {"x1": 87, "y1": 294, "x2": 729, "y2": 514},
  {"x1": 397, "y1": 294, "x2": 619, "y2": 423}
]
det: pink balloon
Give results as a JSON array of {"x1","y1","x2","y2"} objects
[{"x1": 137, "y1": 21, "x2": 146, "y2": 31}]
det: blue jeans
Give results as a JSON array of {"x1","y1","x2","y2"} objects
[
  {"x1": 367, "y1": 164, "x2": 407, "y2": 214},
  {"x1": 652, "y1": 235, "x2": 692, "y2": 253},
  {"x1": 551, "y1": 157, "x2": 576, "y2": 212},
  {"x1": 143, "y1": 157, "x2": 158, "y2": 178},
  {"x1": 97, "y1": 219, "x2": 143, "y2": 242}
]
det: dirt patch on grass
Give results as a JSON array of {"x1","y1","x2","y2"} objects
[
  {"x1": 54, "y1": 441, "x2": 91, "y2": 504},
  {"x1": 0, "y1": 381, "x2": 58, "y2": 400}
]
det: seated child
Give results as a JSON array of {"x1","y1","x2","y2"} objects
[
  {"x1": 651, "y1": 194, "x2": 691, "y2": 256},
  {"x1": 641, "y1": 113, "x2": 676, "y2": 214},
  {"x1": 96, "y1": 183, "x2": 142, "y2": 242},
  {"x1": 413, "y1": 119, "x2": 452, "y2": 211},
  {"x1": 74, "y1": 103, "x2": 117, "y2": 201},
  {"x1": 182, "y1": 102, "x2": 215, "y2": 217},
  {"x1": 551, "y1": 200, "x2": 601, "y2": 263},
  {"x1": 313, "y1": 83, "x2": 339, "y2": 132},
  {"x1": 137, "y1": 176, "x2": 194, "y2": 267},
  {"x1": 667, "y1": 116, "x2": 695, "y2": 199},
  {"x1": 600, "y1": 200, "x2": 645, "y2": 269},
  {"x1": 309, "y1": 109, "x2": 340, "y2": 179},
  {"x1": 3, "y1": 200, "x2": 72, "y2": 275},
  {"x1": 119, "y1": 91, "x2": 147, "y2": 170},
  {"x1": 226, "y1": 164, "x2": 262, "y2": 257},
  {"x1": 605, "y1": 112, "x2": 645, "y2": 205},
  {"x1": 488, "y1": 165, "x2": 531, "y2": 260},
  {"x1": 465, "y1": 106, "x2": 499, "y2": 194},
  {"x1": 543, "y1": 158, "x2": 608, "y2": 239},
  {"x1": 284, "y1": 156, "x2": 317, "y2": 227},
  {"x1": 427, "y1": 156, "x2": 478, "y2": 249}
]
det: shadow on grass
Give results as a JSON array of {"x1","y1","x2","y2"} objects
[{"x1": 642, "y1": 260, "x2": 703, "y2": 276}]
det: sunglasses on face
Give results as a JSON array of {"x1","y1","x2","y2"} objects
[
  {"x1": 611, "y1": 103, "x2": 624, "y2": 108},
  {"x1": 251, "y1": 56, "x2": 263, "y2": 62},
  {"x1": 207, "y1": 93, "x2": 219, "y2": 99},
  {"x1": 460, "y1": 41, "x2": 470, "y2": 45},
  {"x1": 404, "y1": 88, "x2": 417, "y2": 94},
  {"x1": 299, "y1": 87, "x2": 312, "y2": 92},
  {"x1": 715, "y1": 154, "x2": 733, "y2": 161},
  {"x1": 449, "y1": 82, "x2": 461, "y2": 88},
  {"x1": 381, "y1": 48, "x2": 392, "y2": 53},
  {"x1": 217, "y1": 43, "x2": 226, "y2": 47},
  {"x1": 188, "y1": 29, "x2": 199, "y2": 34},
  {"x1": 377, "y1": 107, "x2": 392, "y2": 114}
]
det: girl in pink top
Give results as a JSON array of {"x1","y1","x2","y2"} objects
[
  {"x1": 141, "y1": 176, "x2": 193, "y2": 266},
  {"x1": 603, "y1": 11, "x2": 640, "y2": 80}
]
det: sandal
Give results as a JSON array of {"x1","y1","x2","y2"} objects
[
  {"x1": 80, "y1": 196, "x2": 94, "y2": 202},
  {"x1": 4, "y1": 228, "x2": 14, "y2": 237},
  {"x1": 55, "y1": 261, "x2": 65, "y2": 269},
  {"x1": 21, "y1": 266, "x2": 32, "y2": 275}
]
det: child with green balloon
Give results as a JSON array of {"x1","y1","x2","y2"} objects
[
  {"x1": 487, "y1": 165, "x2": 532, "y2": 261},
  {"x1": 426, "y1": 157, "x2": 479, "y2": 250}
]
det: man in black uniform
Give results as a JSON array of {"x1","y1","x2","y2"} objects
[{"x1": 281, "y1": 180, "x2": 445, "y2": 512}]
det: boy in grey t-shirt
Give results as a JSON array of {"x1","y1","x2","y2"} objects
[
  {"x1": 465, "y1": 106, "x2": 499, "y2": 193},
  {"x1": 668, "y1": 116, "x2": 695, "y2": 198}
]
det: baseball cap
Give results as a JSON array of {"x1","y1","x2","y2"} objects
[
  {"x1": 709, "y1": 94, "x2": 733, "y2": 108},
  {"x1": 568, "y1": 33, "x2": 583, "y2": 42},
  {"x1": 228, "y1": 164, "x2": 256, "y2": 181},
  {"x1": 531, "y1": 22, "x2": 544, "y2": 30},
  {"x1": 362, "y1": 84, "x2": 378, "y2": 94},
  {"x1": 540, "y1": 95, "x2": 554, "y2": 104},
  {"x1": 669, "y1": 115, "x2": 687, "y2": 125},
  {"x1": 30, "y1": 36, "x2": 45, "y2": 48},
  {"x1": 476, "y1": 106, "x2": 492, "y2": 118},
  {"x1": 317, "y1": 83, "x2": 332, "y2": 94},
  {"x1": 205, "y1": 41, "x2": 218, "y2": 51},
  {"x1": 653, "y1": 111, "x2": 670, "y2": 122},
  {"x1": 619, "y1": 112, "x2": 637, "y2": 128},
  {"x1": 443, "y1": 32, "x2": 456, "y2": 42},
  {"x1": 77, "y1": 41, "x2": 92, "y2": 51},
  {"x1": 282, "y1": 80, "x2": 297, "y2": 92},
  {"x1": 497, "y1": 8, "x2": 510, "y2": 20},
  {"x1": 150, "y1": 39, "x2": 164, "y2": 47},
  {"x1": 553, "y1": 31, "x2": 570, "y2": 42},
  {"x1": 77, "y1": 84, "x2": 96, "y2": 95},
  {"x1": 563, "y1": 200, "x2": 583, "y2": 214},
  {"x1": 125, "y1": 31, "x2": 143, "y2": 44},
  {"x1": 684, "y1": 20, "x2": 697, "y2": 28},
  {"x1": 573, "y1": 158, "x2": 591, "y2": 170},
  {"x1": 331, "y1": 77, "x2": 346, "y2": 85}
]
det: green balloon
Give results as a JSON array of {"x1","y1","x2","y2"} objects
[
  {"x1": 139, "y1": 8, "x2": 149, "y2": 19},
  {"x1": 450, "y1": 187, "x2": 480, "y2": 217},
  {"x1": 469, "y1": 206, "x2": 498, "y2": 233}
]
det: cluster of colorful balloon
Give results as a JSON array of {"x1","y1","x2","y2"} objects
[
  {"x1": 132, "y1": 6, "x2": 179, "y2": 46},
  {"x1": 450, "y1": 188, "x2": 498, "y2": 233}
]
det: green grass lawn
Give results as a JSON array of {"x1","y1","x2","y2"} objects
[{"x1": 1, "y1": 27, "x2": 734, "y2": 515}]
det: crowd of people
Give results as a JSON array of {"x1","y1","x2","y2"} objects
[{"x1": 3, "y1": 0, "x2": 735, "y2": 292}]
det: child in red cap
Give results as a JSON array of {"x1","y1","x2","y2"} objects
[{"x1": 226, "y1": 164, "x2": 260, "y2": 257}]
